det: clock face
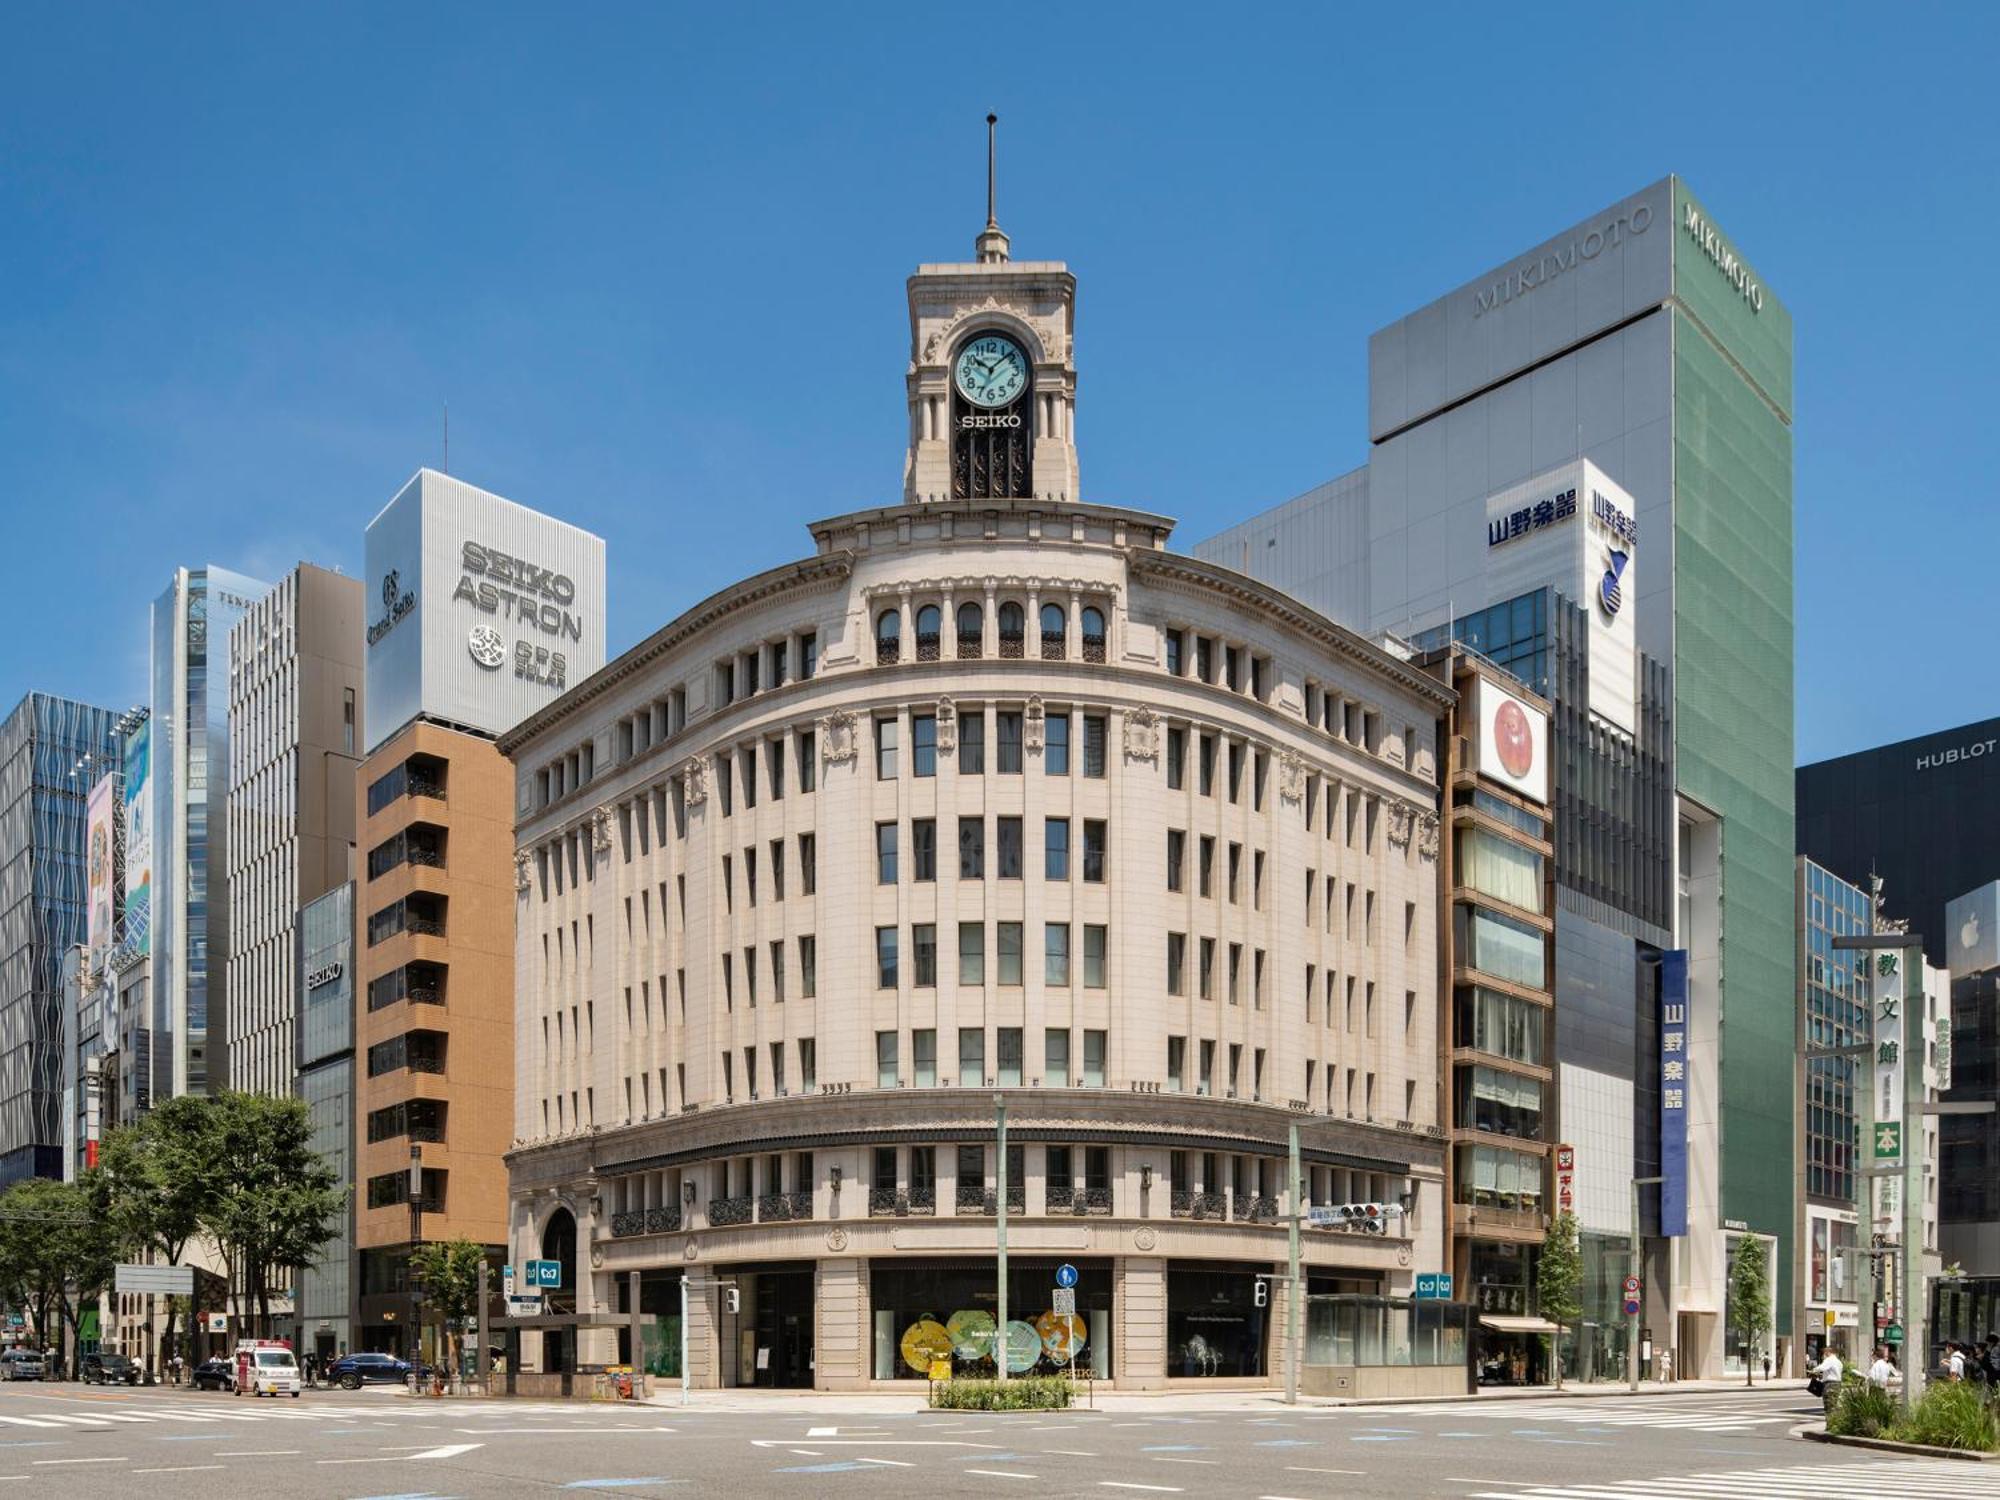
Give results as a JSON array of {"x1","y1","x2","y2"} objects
[{"x1": 954, "y1": 334, "x2": 1029, "y2": 408}]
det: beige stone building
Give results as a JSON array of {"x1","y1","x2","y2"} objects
[{"x1": 500, "y1": 214, "x2": 1454, "y2": 1389}]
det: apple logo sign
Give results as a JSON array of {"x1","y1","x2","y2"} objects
[
  {"x1": 1494, "y1": 699, "x2": 1535, "y2": 779},
  {"x1": 1963, "y1": 908, "x2": 1981, "y2": 953}
]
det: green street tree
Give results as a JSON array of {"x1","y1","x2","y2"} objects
[
  {"x1": 96, "y1": 1093, "x2": 223, "y2": 1369},
  {"x1": 0, "y1": 1178, "x2": 116, "y2": 1370},
  {"x1": 410, "y1": 1238, "x2": 487, "y2": 1388},
  {"x1": 1729, "y1": 1234, "x2": 1773, "y2": 1386},
  {"x1": 1537, "y1": 1209, "x2": 1583, "y2": 1389},
  {"x1": 202, "y1": 1092, "x2": 346, "y2": 1337}
]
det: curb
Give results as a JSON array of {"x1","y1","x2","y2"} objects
[
  {"x1": 1797, "y1": 1423, "x2": 1997, "y2": 1462},
  {"x1": 1334, "y1": 1383, "x2": 1811, "y2": 1407}
]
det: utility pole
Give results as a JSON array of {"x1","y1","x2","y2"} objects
[
  {"x1": 1285, "y1": 1123, "x2": 1302, "y2": 1406},
  {"x1": 995, "y1": 1093, "x2": 1009, "y2": 1384},
  {"x1": 679, "y1": 1272, "x2": 690, "y2": 1406},
  {"x1": 408, "y1": 1145, "x2": 423, "y2": 1366},
  {"x1": 1627, "y1": 1176, "x2": 1664, "y2": 1390}
]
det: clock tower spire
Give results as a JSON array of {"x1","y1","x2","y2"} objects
[{"x1": 903, "y1": 116, "x2": 1078, "y2": 504}]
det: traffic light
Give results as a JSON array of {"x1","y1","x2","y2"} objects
[
  {"x1": 1253, "y1": 1278, "x2": 1268, "y2": 1308},
  {"x1": 724, "y1": 1285, "x2": 740, "y2": 1314}
]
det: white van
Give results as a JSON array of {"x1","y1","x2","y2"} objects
[{"x1": 232, "y1": 1339, "x2": 302, "y2": 1397}]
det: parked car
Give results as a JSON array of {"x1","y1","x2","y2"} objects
[
  {"x1": 0, "y1": 1349, "x2": 44, "y2": 1381},
  {"x1": 191, "y1": 1357, "x2": 233, "y2": 1391},
  {"x1": 326, "y1": 1351, "x2": 423, "y2": 1390},
  {"x1": 80, "y1": 1352, "x2": 141, "y2": 1385}
]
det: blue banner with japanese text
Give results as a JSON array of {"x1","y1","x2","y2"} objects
[{"x1": 1659, "y1": 949, "x2": 1689, "y2": 1236}]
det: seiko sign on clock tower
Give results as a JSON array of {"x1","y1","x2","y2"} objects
[{"x1": 903, "y1": 119, "x2": 1080, "y2": 504}]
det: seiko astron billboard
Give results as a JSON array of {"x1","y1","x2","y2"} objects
[{"x1": 363, "y1": 470, "x2": 606, "y2": 751}]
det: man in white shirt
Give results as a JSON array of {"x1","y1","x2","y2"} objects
[
  {"x1": 1945, "y1": 1344, "x2": 1966, "y2": 1382},
  {"x1": 1812, "y1": 1347, "x2": 1845, "y2": 1415},
  {"x1": 1867, "y1": 1347, "x2": 1896, "y2": 1389}
]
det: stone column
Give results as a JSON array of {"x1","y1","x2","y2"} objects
[{"x1": 1116, "y1": 1255, "x2": 1168, "y2": 1390}]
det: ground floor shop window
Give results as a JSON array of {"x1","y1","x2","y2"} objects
[
  {"x1": 1167, "y1": 1265, "x2": 1268, "y2": 1377},
  {"x1": 615, "y1": 1271, "x2": 685, "y2": 1379},
  {"x1": 870, "y1": 1261, "x2": 1110, "y2": 1380}
]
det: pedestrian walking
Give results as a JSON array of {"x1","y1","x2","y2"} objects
[
  {"x1": 1945, "y1": 1343, "x2": 1967, "y2": 1382},
  {"x1": 1810, "y1": 1345, "x2": 1845, "y2": 1417},
  {"x1": 1867, "y1": 1345, "x2": 1895, "y2": 1390}
]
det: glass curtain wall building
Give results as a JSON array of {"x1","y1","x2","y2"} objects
[
  {"x1": 0, "y1": 693, "x2": 121, "y2": 1183},
  {"x1": 150, "y1": 566, "x2": 268, "y2": 1101},
  {"x1": 296, "y1": 882, "x2": 355, "y2": 1361}
]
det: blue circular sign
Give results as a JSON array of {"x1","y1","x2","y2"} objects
[{"x1": 1055, "y1": 1263, "x2": 1079, "y2": 1290}]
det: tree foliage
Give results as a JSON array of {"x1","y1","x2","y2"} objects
[
  {"x1": 1537, "y1": 1209, "x2": 1583, "y2": 1389},
  {"x1": 410, "y1": 1238, "x2": 487, "y2": 1386},
  {"x1": 1729, "y1": 1234, "x2": 1773, "y2": 1386},
  {"x1": 0, "y1": 1177, "x2": 119, "y2": 1366}
]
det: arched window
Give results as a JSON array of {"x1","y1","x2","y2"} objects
[
  {"x1": 1081, "y1": 606, "x2": 1107, "y2": 663},
  {"x1": 957, "y1": 602, "x2": 983, "y2": 658},
  {"x1": 538, "y1": 1207, "x2": 577, "y2": 1372},
  {"x1": 915, "y1": 605, "x2": 942, "y2": 662},
  {"x1": 1040, "y1": 603, "x2": 1067, "y2": 660},
  {"x1": 876, "y1": 609, "x2": 901, "y2": 666},
  {"x1": 998, "y1": 602, "x2": 1025, "y2": 659}
]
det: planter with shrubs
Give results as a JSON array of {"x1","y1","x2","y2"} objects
[{"x1": 928, "y1": 1375, "x2": 1075, "y2": 1411}]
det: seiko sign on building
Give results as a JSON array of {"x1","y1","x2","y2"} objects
[{"x1": 363, "y1": 469, "x2": 607, "y2": 752}]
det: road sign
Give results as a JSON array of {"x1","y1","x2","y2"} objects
[
  {"x1": 1051, "y1": 1288, "x2": 1077, "y2": 1316},
  {"x1": 1623, "y1": 1275, "x2": 1642, "y2": 1295},
  {"x1": 1055, "y1": 1263, "x2": 1079, "y2": 1290},
  {"x1": 1885, "y1": 1323, "x2": 1904, "y2": 1345},
  {"x1": 1555, "y1": 1144, "x2": 1575, "y2": 1172},
  {"x1": 115, "y1": 1263, "x2": 194, "y2": 1296},
  {"x1": 505, "y1": 1295, "x2": 544, "y2": 1318},
  {"x1": 1415, "y1": 1272, "x2": 1453, "y2": 1300},
  {"x1": 1623, "y1": 1299, "x2": 1641, "y2": 1317},
  {"x1": 205, "y1": 1312, "x2": 227, "y2": 1333},
  {"x1": 527, "y1": 1259, "x2": 561, "y2": 1288},
  {"x1": 1873, "y1": 1122, "x2": 1903, "y2": 1159}
]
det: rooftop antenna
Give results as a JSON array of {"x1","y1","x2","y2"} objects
[{"x1": 976, "y1": 113, "x2": 1010, "y2": 264}]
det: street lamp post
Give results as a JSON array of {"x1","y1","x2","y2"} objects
[
  {"x1": 408, "y1": 1145, "x2": 423, "y2": 1366},
  {"x1": 1627, "y1": 1176, "x2": 1664, "y2": 1391},
  {"x1": 995, "y1": 1094, "x2": 1009, "y2": 1385}
]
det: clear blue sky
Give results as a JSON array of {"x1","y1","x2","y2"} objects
[{"x1": 3, "y1": 3, "x2": 1993, "y2": 763}]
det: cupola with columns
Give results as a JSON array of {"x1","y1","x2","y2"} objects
[{"x1": 903, "y1": 116, "x2": 1079, "y2": 505}]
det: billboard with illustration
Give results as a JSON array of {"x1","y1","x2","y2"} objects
[
  {"x1": 85, "y1": 774, "x2": 117, "y2": 964},
  {"x1": 122, "y1": 720, "x2": 151, "y2": 956}
]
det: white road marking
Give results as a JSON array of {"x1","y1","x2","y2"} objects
[
  {"x1": 1288, "y1": 1468, "x2": 1367, "y2": 1476},
  {"x1": 1042, "y1": 1449, "x2": 1099, "y2": 1456},
  {"x1": 857, "y1": 1458, "x2": 914, "y2": 1467},
  {"x1": 1099, "y1": 1486, "x2": 1183, "y2": 1494},
  {"x1": 217, "y1": 1450, "x2": 301, "y2": 1456},
  {"x1": 789, "y1": 1449, "x2": 822, "y2": 1456},
  {"x1": 31, "y1": 1457, "x2": 126, "y2": 1465},
  {"x1": 807, "y1": 1426, "x2": 839, "y2": 1436},
  {"x1": 406, "y1": 1442, "x2": 484, "y2": 1460},
  {"x1": 1148, "y1": 1457, "x2": 1218, "y2": 1465},
  {"x1": 965, "y1": 1470, "x2": 1037, "y2": 1481},
  {"x1": 135, "y1": 1466, "x2": 225, "y2": 1475}
]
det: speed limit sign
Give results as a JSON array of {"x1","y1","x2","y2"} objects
[{"x1": 1623, "y1": 1275, "x2": 1641, "y2": 1295}]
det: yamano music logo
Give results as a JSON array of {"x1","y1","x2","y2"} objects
[{"x1": 1599, "y1": 547, "x2": 1629, "y2": 618}]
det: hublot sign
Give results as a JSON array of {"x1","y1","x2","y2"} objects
[{"x1": 1916, "y1": 738, "x2": 1996, "y2": 773}]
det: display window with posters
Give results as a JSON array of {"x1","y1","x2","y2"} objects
[
  {"x1": 1166, "y1": 1264, "x2": 1270, "y2": 1378},
  {"x1": 869, "y1": 1261, "x2": 1110, "y2": 1380}
]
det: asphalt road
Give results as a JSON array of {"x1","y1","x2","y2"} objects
[{"x1": 0, "y1": 1380, "x2": 1974, "y2": 1497}]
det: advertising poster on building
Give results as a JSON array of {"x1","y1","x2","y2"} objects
[
  {"x1": 122, "y1": 720, "x2": 151, "y2": 955},
  {"x1": 1945, "y1": 881, "x2": 2000, "y2": 978},
  {"x1": 1471, "y1": 676, "x2": 1548, "y2": 804},
  {"x1": 85, "y1": 773, "x2": 116, "y2": 964},
  {"x1": 1659, "y1": 949, "x2": 1689, "y2": 1237}
]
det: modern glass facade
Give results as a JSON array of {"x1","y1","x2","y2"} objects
[
  {"x1": 1799, "y1": 861, "x2": 1870, "y2": 1205},
  {"x1": 0, "y1": 693, "x2": 121, "y2": 1183},
  {"x1": 296, "y1": 883, "x2": 354, "y2": 1359}
]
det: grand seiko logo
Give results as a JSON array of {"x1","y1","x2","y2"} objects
[
  {"x1": 1682, "y1": 202, "x2": 1764, "y2": 313},
  {"x1": 1472, "y1": 204, "x2": 1653, "y2": 318},
  {"x1": 367, "y1": 568, "x2": 416, "y2": 645}
]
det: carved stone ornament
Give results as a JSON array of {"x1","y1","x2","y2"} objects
[
  {"x1": 1133, "y1": 1226, "x2": 1158, "y2": 1252},
  {"x1": 681, "y1": 755, "x2": 709, "y2": 807},
  {"x1": 1122, "y1": 705, "x2": 1160, "y2": 762},
  {"x1": 1024, "y1": 696, "x2": 1046, "y2": 753},
  {"x1": 922, "y1": 329, "x2": 943, "y2": 362},
  {"x1": 1417, "y1": 810, "x2": 1441, "y2": 861},
  {"x1": 1397, "y1": 1244, "x2": 1413, "y2": 1268},
  {"x1": 682, "y1": 1237, "x2": 699, "y2": 1262},
  {"x1": 590, "y1": 1244, "x2": 604, "y2": 1270},
  {"x1": 821, "y1": 709, "x2": 859, "y2": 766},
  {"x1": 1386, "y1": 799, "x2": 1415, "y2": 850},
  {"x1": 826, "y1": 1227, "x2": 850, "y2": 1253},
  {"x1": 935, "y1": 697, "x2": 957, "y2": 755},
  {"x1": 590, "y1": 806, "x2": 613, "y2": 854},
  {"x1": 513, "y1": 849, "x2": 532, "y2": 893},
  {"x1": 1278, "y1": 750, "x2": 1307, "y2": 803}
]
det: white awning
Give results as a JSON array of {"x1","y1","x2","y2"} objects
[{"x1": 1479, "y1": 1314, "x2": 1561, "y2": 1334}]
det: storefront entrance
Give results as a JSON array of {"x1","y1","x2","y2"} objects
[
  {"x1": 1166, "y1": 1264, "x2": 1269, "y2": 1378},
  {"x1": 754, "y1": 1271, "x2": 814, "y2": 1388}
]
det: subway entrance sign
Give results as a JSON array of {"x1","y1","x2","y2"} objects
[{"x1": 1414, "y1": 1272, "x2": 1452, "y2": 1300}]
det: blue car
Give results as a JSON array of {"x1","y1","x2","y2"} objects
[{"x1": 326, "y1": 1351, "x2": 425, "y2": 1389}]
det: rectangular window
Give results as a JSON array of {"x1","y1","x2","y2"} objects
[
  {"x1": 796, "y1": 730, "x2": 817, "y2": 793},
  {"x1": 800, "y1": 833, "x2": 817, "y2": 894},
  {"x1": 1045, "y1": 817, "x2": 1070, "y2": 880},
  {"x1": 997, "y1": 1027, "x2": 1023, "y2": 1087},
  {"x1": 1456, "y1": 827, "x2": 1546, "y2": 913},
  {"x1": 1199, "y1": 1039, "x2": 1215, "y2": 1094},
  {"x1": 1199, "y1": 836, "x2": 1215, "y2": 897},
  {"x1": 1253, "y1": 949, "x2": 1265, "y2": 1009},
  {"x1": 912, "y1": 818, "x2": 937, "y2": 881},
  {"x1": 876, "y1": 822, "x2": 898, "y2": 884},
  {"x1": 876, "y1": 1031, "x2": 898, "y2": 1089},
  {"x1": 1167, "y1": 829, "x2": 1186, "y2": 892},
  {"x1": 960, "y1": 710, "x2": 985, "y2": 773},
  {"x1": 1167, "y1": 727, "x2": 1186, "y2": 789},
  {"x1": 875, "y1": 926, "x2": 898, "y2": 989},
  {"x1": 771, "y1": 839, "x2": 785, "y2": 900},
  {"x1": 1199, "y1": 937, "x2": 1215, "y2": 1000},
  {"x1": 1227, "y1": 842, "x2": 1241, "y2": 903},
  {"x1": 740, "y1": 748, "x2": 757, "y2": 810},
  {"x1": 800, "y1": 1037, "x2": 816, "y2": 1092},
  {"x1": 997, "y1": 816, "x2": 1023, "y2": 878},
  {"x1": 800, "y1": 631, "x2": 817, "y2": 678},
  {"x1": 958, "y1": 816, "x2": 985, "y2": 878},
  {"x1": 958, "y1": 921, "x2": 984, "y2": 983},
  {"x1": 1460, "y1": 907, "x2": 1547, "y2": 989},
  {"x1": 913, "y1": 1028, "x2": 937, "y2": 1087},
  {"x1": 1083, "y1": 819, "x2": 1106, "y2": 882},
  {"x1": 1455, "y1": 986, "x2": 1546, "y2": 1065},
  {"x1": 799, "y1": 935, "x2": 817, "y2": 998},
  {"x1": 912, "y1": 713, "x2": 937, "y2": 777},
  {"x1": 1046, "y1": 1028, "x2": 1070, "y2": 1085},
  {"x1": 1199, "y1": 733, "x2": 1217, "y2": 795},
  {"x1": 1084, "y1": 924, "x2": 1107, "y2": 988},
  {"x1": 997, "y1": 711, "x2": 1023, "y2": 773},
  {"x1": 1167, "y1": 933, "x2": 1186, "y2": 995},
  {"x1": 1196, "y1": 635, "x2": 1214, "y2": 682},
  {"x1": 959, "y1": 1028, "x2": 985, "y2": 1087},
  {"x1": 958, "y1": 1143, "x2": 985, "y2": 1192},
  {"x1": 766, "y1": 738, "x2": 785, "y2": 800},
  {"x1": 1082, "y1": 1029, "x2": 1106, "y2": 1088},
  {"x1": 1083, "y1": 714, "x2": 1107, "y2": 777},
  {"x1": 1165, "y1": 629, "x2": 1183, "y2": 676},
  {"x1": 1168, "y1": 1036, "x2": 1186, "y2": 1092},
  {"x1": 1045, "y1": 923, "x2": 1071, "y2": 986},
  {"x1": 1045, "y1": 712, "x2": 1070, "y2": 774},
  {"x1": 997, "y1": 922, "x2": 1023, "y2": 985},
  {"x1": 1227, "y1": 942, "x2": 1242, "y2": 1004},
  {"x1": 875, "y1": 716, "x2": 898, "y2": 779},
  {"x1": 1227, "y1": 740, "x2": 1243, "y2": 803},
  {"x1": 1253, "y1": 850, "x2": 1265, "y2": 910},
  {"x1": 912, "y1": 923, "x2": 937, "y2": 986}
]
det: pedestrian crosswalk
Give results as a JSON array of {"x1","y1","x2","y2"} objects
[
  {"x1": 1347, "y1": 1395, "x2": 1809, "y2": 1433},
  {"x1": 1466, "y1": 1457, "x2": 1990, "y2": 1498}
]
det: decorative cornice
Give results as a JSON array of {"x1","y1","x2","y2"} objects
[{"x1": 860, "y1": 574, "x2": 1120, "y2": 602}]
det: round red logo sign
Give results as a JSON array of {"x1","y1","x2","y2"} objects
[{"x1": 1494, "y1": 698, "x2": 1535, "y2": 779}]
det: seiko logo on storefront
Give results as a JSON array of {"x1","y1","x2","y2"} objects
[
  {"x1": 958, "y1": 412, "x2": 1022, "y2": 430},
  {"x1": 1472, "y1": 204, "x2": 1654, "y2": 318},
  {"x1": 305, "y1": 961, "x2": 343, "y2": 990},
  {"x1": 1916, "y1": 738, "x2": 1996, "y2": 772},
  {"x1": 366, "y1": 569, "x2": 416, "y2": 645},
  {"x1": 452, "y1": 542, "x2": 584, "y2": 643},
  {"x1": 1682, "y1": 202, "x2": 1764, "y2": 313}
]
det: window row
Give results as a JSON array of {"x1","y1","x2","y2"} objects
[
  {"x1": 1163, "y1": 932, "x2": 1268, "y2": 1006},
  {"x1": 719, "y1": 835, "x2": 817, "y2": 909},
  {"x1": 874, "y1": 706, "x2": 1108, "y2": 778},
  {"x1": 1163, "y1": 726, "x2": 1268, "y2": 805},
  {"x1": 715, "y1": 630, "x2": 819, "y2": 708},
  {"x1": 720, "y1": 935, "x2": 818, "y2": 1006},
  {"x1": 1161, "y1": 626, "x2": 1273, "y2": 703},
  {"x1": 875, "y1": 600, "x2": 1107, "y2": 666},
  {"x1": 713, "y1": 730, "x2": 818, "y2": 816},
  {"x1": 872, "y1": 1026, "x2": 1108, "y2": 1089},
  {"x1": 717, "y1": 1037, "x2": 820, "y2": 1102},
  {"x1": 1165, "y1": 829, "x2": 1265, "y2": 907},
  {"x1": 876, "y1": 816, "x2": 1106, "y2": 883},
  {"x1": 875, "y1": 921, "x2": 1109, "y2": 989}
]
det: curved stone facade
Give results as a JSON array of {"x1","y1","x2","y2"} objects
[{"x1": 502, "y1": 493, "x2": 1452, "y2": 1388}]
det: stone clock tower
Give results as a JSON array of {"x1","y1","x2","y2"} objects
[{"x1": 903, "y1": 120, "x2": 1078, "y2": 505}]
